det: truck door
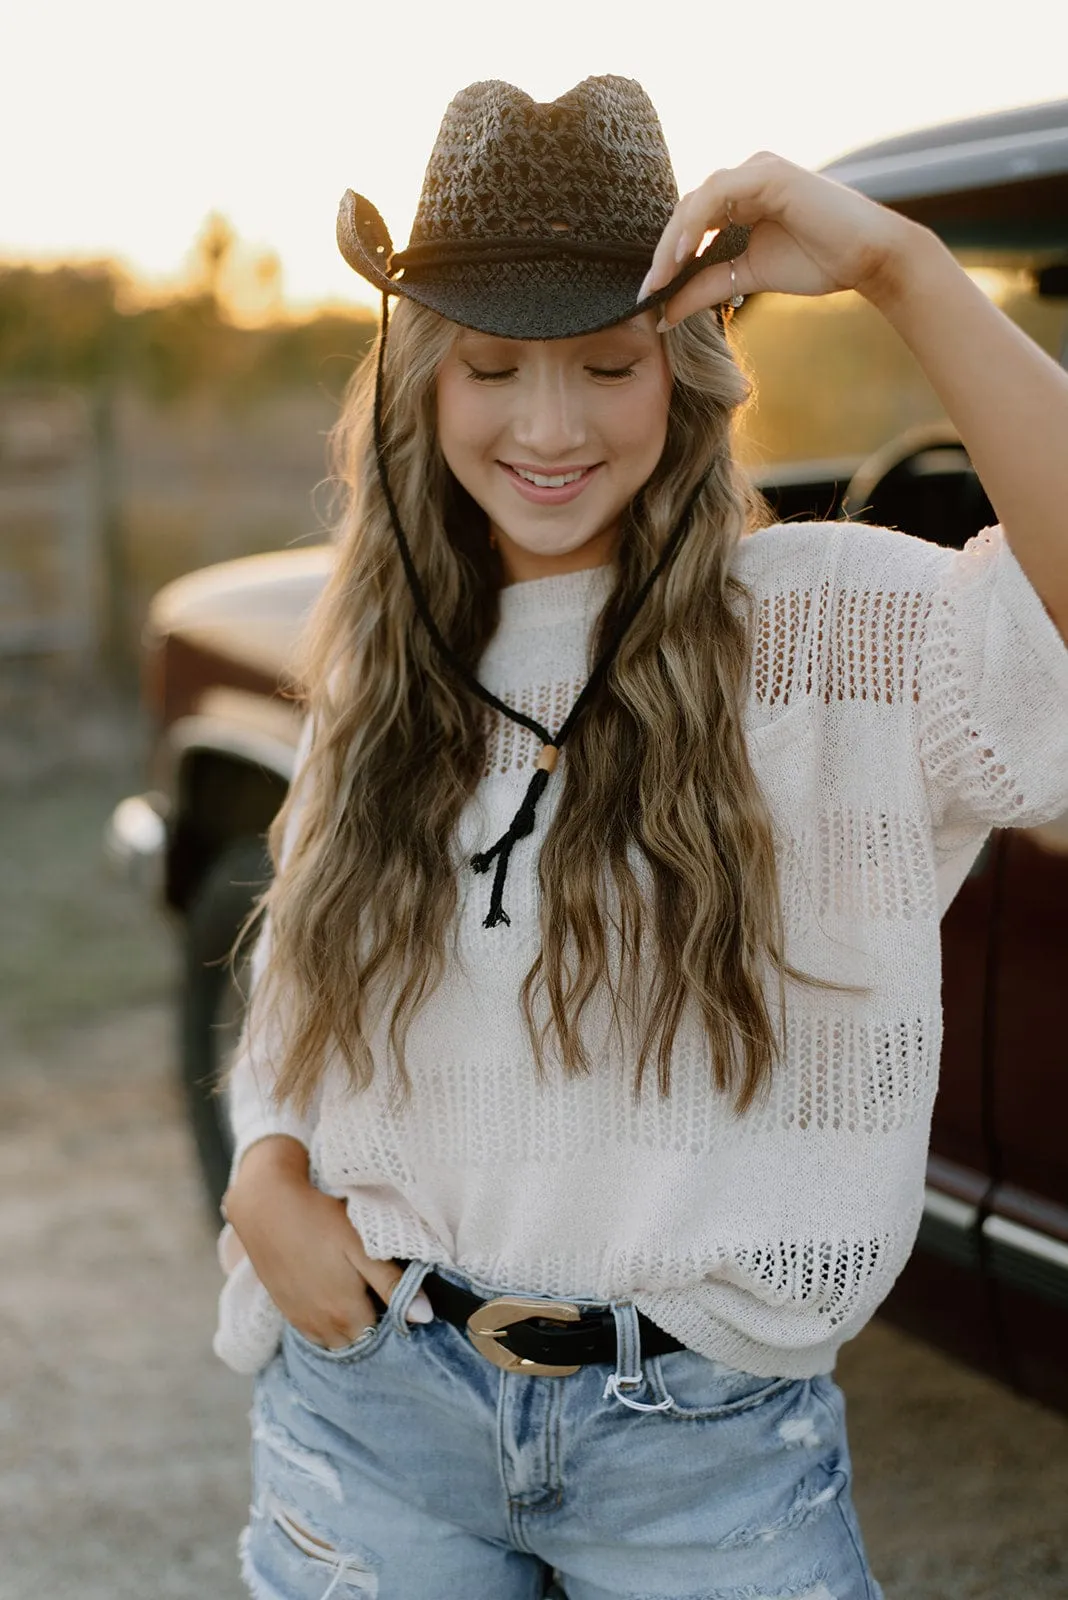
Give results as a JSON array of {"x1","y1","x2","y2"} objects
[
  {"x1": 986, "y1": 822, "x2": 1068, "y2": 1410},
  {"x1": 881, "y1": 836, "x2": 1005, "y2": 1374}
]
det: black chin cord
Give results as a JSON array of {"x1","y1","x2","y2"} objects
[{"x1": 373, "y1": 290, "x2": 706, "y2": 928}]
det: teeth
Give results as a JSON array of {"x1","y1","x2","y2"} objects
[{"x1": 514, "y1": 467, "x2": 586, "y2": 488}]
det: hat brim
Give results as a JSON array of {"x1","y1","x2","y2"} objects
[{"x1": 337, "y1": 189, "x2": 751, "y2": 340}]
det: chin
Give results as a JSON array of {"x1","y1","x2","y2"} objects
[
  {"x1": 502, "y1": 509, "x2": 620, "y2": 559},
  {"x1": 510, "y1": 533, "x2": 600, "y2": 560}
]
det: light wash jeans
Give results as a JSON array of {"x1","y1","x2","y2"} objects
[{"x1": 242, "y1": 1260, "x2": 883, "y2": 1600}]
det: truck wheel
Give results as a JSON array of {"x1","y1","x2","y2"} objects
[{"x1": 180, "y1": 837, "x2": 272, "y2": 1216}]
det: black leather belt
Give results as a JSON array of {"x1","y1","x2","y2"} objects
[{"x1": 421, "y1": 1269, "x2": 685, "y2": 1378}]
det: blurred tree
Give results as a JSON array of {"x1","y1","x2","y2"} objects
[
  {"x1": 189, "y1": 212, "x2": 237, "y2": 311},
  {"x1": 0, "y1": 247, "x2": 375, "y2": 406},
  {"x1": 246, "y1": 248, "x2": 284, "y2": 323},
  {"x1": 0, "y1": 264, "x2": 121, "y2": 387}
]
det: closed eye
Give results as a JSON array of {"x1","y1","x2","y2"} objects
[
  {"x1": 587, "y1": 365, "x2": 637, "y2": 381},
  {"x1": 464, "y1": 364, "x2": 517, "y2": 383}
]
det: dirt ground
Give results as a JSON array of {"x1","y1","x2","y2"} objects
[{"x1": 1, "y1": 690, "x2": 1066, "y2": 1600}]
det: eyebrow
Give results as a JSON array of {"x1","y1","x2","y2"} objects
[{"x1": 455, "y1": 332, "x2": 517, "y2": 353}]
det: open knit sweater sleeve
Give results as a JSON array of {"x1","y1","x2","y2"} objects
[
  {"x1": 216, "y1": 523, "x2": 1068, "y2": 1379},
  {"x1": 916, "y1": 526, "x2": 1068, "y2": 895},
  {"x1": 214, "y1": 715, "x2": 319, "y2": 1373}
]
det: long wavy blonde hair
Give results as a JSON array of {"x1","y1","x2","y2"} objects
[{"x1": 250, "y1": 297, "x2": 792, "y2": 1116}]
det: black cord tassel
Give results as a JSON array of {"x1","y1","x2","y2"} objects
[{"x1": 471, "y1": 762, "x2": 553, "y2": 928}]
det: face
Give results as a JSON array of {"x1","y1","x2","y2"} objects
[{"x1": 435, "y1": 314, "x2": 672, "y2": 583}]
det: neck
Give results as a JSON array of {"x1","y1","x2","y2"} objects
[{"x1": 494, "y1": 522, "x2": 619, "y2": 585}]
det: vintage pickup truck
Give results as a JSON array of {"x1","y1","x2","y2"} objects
[{"x1": 108, "y1": 98, "x2": 1068, "y2": 1411}]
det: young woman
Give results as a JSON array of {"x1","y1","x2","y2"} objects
[{"x1": 216, "y1": 77, "x2": 1068, "y2": 1600}]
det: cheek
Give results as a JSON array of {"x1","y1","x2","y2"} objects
[
  {"x1": 436, "y1": 364, "x2": 507, "y2": 475},
  {"x1": 612, "y1": 384, "x2": 671, "y2": 476},
  {"x1": 435, "y1": 370, "x2": 476, "y2": 475}
]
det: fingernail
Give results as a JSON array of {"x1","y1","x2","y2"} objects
[
  {"x1": 637, "y1": 270, "x2": 654, "y2": 301},
  {"x1": 673, "y1": 230, "x2": 693, "y2": 265},
  {"x1": 656, "y1": 316, "x2": 673, "y2": 334},
  {"x1": 406, "y1": 1292, "x2": 434, "y2": 1323}
]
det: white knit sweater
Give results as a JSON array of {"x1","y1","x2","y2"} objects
[{"x1": 215, "y1": 521, "x2": 1068, "y2": 1378}]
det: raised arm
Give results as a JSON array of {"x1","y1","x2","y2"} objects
[{"x1": 640, "y1": 153, "x2": 1068, "y2": 639}]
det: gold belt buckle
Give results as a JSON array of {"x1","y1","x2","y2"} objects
[{"x1": 467, "y1": 1295, "x2": 582, "y2": 1377}]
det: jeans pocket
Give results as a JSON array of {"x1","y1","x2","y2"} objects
[
  {"x1": 283, "y1": 1315, "x2": 392, "y2": 1366},
  {"x1": 645, "y1": 1349, "x2": 796, "y2": 1419}
]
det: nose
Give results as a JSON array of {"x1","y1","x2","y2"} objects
[{"x1": 511, "y1": 365, "x2": 587, "y2": 459}]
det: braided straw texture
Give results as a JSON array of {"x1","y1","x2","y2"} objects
[{"x1": 409, "y1": 76, "x2": 678, "y2": 254}]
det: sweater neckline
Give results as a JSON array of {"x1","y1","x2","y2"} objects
[
  {"x1": 495, "y1": 564, "x2": 614, "y2": 632},
  {"x1": 490, "y1": 526, "x2": 795, "y2": 636}
]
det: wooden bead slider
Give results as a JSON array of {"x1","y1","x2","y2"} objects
[{"x1": 536, "y1": 744, "x2": 559, "y2": 774}]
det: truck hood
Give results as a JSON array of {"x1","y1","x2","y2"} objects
[
  {"x1": 821, "y1": 98, "x2": 1068, "y2": 203},
  {"x1": 148, "y1": 545, "x2": 334, "y2": 681}
]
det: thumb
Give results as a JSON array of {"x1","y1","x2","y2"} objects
[{"x1": 358, "y1": 1255, "x2": 435, "y2": 1325}]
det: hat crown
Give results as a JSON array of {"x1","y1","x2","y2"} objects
[{"x1": 409, "y1": 76, "x2": 679, "y2": 252}]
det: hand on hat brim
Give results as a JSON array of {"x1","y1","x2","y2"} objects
[
  {"x1": 634, "y1": 224, "x2": 751, "y2": 323},
  {"x1": 645, "y1": 153, "x2": 920, "y2": 327},
  {"x1": 639, "y1": 163, "x2": 771, "y2": 315},
  {"x1": 638, "y1": 185, "x2": 754, "y2": 329}
]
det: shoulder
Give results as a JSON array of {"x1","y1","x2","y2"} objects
[
  {"x1": 732, "y1": 521, "x2": 974, "y2": 716},
  {"x1": 732, "y1": 519, "x2": 951, "y2": 597}
]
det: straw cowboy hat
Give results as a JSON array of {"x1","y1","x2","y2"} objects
[{"x1": 336, "y1": 75, "x2": 749, "y2": 340}]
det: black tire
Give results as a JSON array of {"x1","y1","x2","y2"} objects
[{"x1": 180, "y1": 837, "x2": 272, "y2": 1216}]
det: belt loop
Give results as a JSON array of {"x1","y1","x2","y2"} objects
[
  {"x1": 610, "y1": 1302, "x2": 643, "y2": 1390},
  {"x1": 604, "y1": 1301, "x2": 673, "y2": 1413},
  {"x1": 388, "y1": 1260, "x2": 432, "y2": 1337}
]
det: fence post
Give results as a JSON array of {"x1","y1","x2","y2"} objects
[{"x1": 91, "y1": 366, "x2": 133, "y2": 687}]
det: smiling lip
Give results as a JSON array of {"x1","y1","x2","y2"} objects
[{"x1": 500, "y1": 462, "x2": 601, "y2": 505}]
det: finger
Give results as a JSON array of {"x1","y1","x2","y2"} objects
[
  {"x1": 639, "y1": 198, "x2": 694, "y2": 303},
  {"x1": 639, "y1": 181, "x2": 733, "y2": 303},
  {"x1": 675, "y1": 163, "x2": 776, "y2": 241},
  {"x1": 659, "y1": 253, "x2": 754, "y2": 330},
  {"x1": 638, "y1": 160, "x2": 779, "y2": 303},
  {"x1": 334, "y1": 1284, "x2": 379, "y2": 1347},
  {"x1": 638, "y1": 174, "x2": 736, "y2": 302},
  {"x1": 352, "y1": 1253, "x2": 435, "y2": 1325},
  {"x1": 357, "y1": 1254, "x2": 404, "y2": 1303},
  {"x1": 297, "y1": 1282, "x2": 380, "y2": 1349}
]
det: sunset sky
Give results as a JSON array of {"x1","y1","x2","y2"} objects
[{"x1": 6, "y1": 0, "x2": 1067, "y2": 315}]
